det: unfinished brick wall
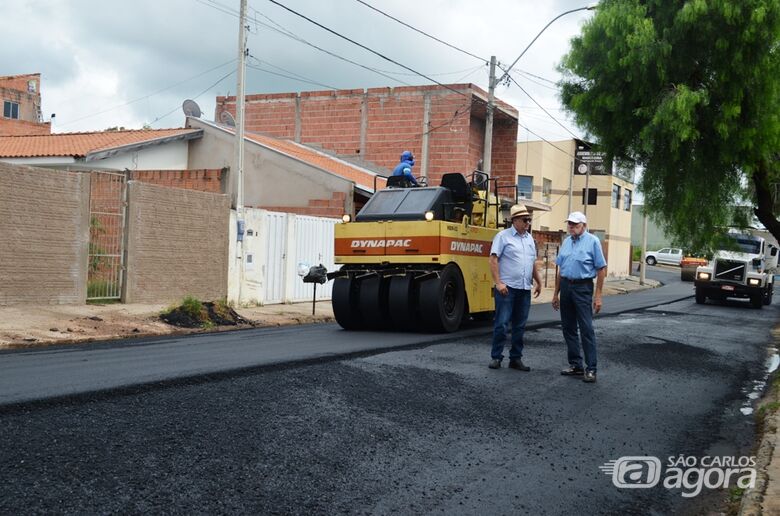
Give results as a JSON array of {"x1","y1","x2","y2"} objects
[
  {"x1": 0, "y1": 162, "x2": 89, "y2": 305},
  {"x1": 123, "y1": 182, "x2": 230, "y2": 304},
  {"x1": 0, "y1": 118, "x2": 51, "y2": 136},
  {"x1": 261, "y1": 191, "x2": 347, "y2": 218},
  {"x1": 216, "y1": 84, "x2": 518, "y2": 189},
  {"x1": 129, "y1": 169, "x2": 224, "y2": 193}
]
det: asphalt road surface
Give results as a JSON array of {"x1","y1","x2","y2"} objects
[
  {"x1": 1, "y1": 290, "x2": 777, "y2": 514},
  {"x1": 0, "y1": 277, "x2": 693, "y2": 406}
]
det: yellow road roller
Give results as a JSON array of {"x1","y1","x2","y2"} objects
[{"x1": 330, "y1": 172, "x2": 503, "y2": 332}]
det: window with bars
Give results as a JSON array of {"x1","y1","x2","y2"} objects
[{"x1": 623, "y1": 189, "x2": 632, "y2": 211}]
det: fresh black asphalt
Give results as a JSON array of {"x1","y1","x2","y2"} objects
[
  {"x1": 0, "y1": 267, "x2": 692, "y2": 406},
  {"x1": 0, "y1": 266, "x2": 777, "y2": 514}
]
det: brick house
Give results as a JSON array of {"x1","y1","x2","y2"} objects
[
  {"x1": 0, "y1": 73, "x2": 51, "y2": 136},
  {"x1": 214, "y1": 83, "x2": 519, "y2": 189}
]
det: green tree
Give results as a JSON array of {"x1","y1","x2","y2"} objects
[{"x1": 559, "y1": 0, "x2": 780, "y2": 250}]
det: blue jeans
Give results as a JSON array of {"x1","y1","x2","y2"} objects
[
  {"x1": 559, "y1": 281, "x2": 597, "y2": 372},
  {"x1": 491, "y1": 287, "x2": 531, "y2": 361}
]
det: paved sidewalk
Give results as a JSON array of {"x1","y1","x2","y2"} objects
[{"x1": 0, "y1": 275, "x2": 659, "y2": 349}]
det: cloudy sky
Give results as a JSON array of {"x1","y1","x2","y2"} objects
[{"x1": 2, "y1": 0, "x2": 596, "y2": 141}]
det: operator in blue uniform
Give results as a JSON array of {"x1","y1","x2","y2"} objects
[{"x1": 392, "y1": 150, "x2": 419, "y2": 186}]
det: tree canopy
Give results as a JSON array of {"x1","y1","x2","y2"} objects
[{"x1": 559, "y1": 0, "x2": 780, "y2": 250}]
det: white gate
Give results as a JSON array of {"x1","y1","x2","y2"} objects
[
  {"x1": 290, "y1": 215, "x2": 337, "y2": 302},
  {"x1": 262, "y1": 211, "x2": 289, "y2": 304},
  {"x1": 230, "y1": 209, "x2": 339, "y2": 305}
]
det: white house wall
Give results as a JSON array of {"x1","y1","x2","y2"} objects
[
  {"x1": 227, "y1": 208, "x2": 338, "y2": 306},
  {"x1": 89, "y1": 140, "x2": 189, "y2": 170}
]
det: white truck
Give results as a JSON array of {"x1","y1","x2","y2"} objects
[{"x1": 694, "y1": 232, "x2": 778, "y2": 308}]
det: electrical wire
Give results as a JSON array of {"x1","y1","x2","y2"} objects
[
  {"x1": 247, "y1": 54, "x2": 338, "y2": 89},
  {"x1": 265, "y1": 0, "x2": 479, "y2": 104},
  {"x1": 506, "y1": 73, "x2": 581, "y2": 140},
  {"x1": 352, "y1": 0, "x2": 488, "y2": 63},
  {"x1": 150, "y1": 69, "x2": 236, "y2": 126},
  {"x1": 57, "y1": 59, "x2": 237, "y2": 128}
]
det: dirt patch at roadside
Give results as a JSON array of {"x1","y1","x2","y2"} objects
[{"x1": 161, "y1": 301, "x2": 252, "y2": 328}]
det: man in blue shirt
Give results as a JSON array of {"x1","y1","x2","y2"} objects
[
  {"x1": 391, "y1": 150, "x2": 419, "y2": 186},
  {"x1": 552, "y1": 211, "x2": 607, "y2": 383},
  {"x1": 488, "y1": 204, "x2": 542, "y2": 370}
]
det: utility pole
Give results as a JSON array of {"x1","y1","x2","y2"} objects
[
  {"x1": 583, "y1": 166, "x2": 591, "y2": 216},
  {"x1": 567, "y1": 159, "x2": 574, "y2": 215},
  {"x1": 482, "y1": 56, "x2": 497, "y2": 177},
  {"x1": 640, "y1": 208, "x2": 648, "y2": 285},
  {"x1": 234, "y1": 0, "x2": 248, "y2": 305}
]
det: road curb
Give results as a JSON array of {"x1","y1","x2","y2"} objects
[{"x1": 739, "y1": 326, "x2": 780, "y2": 516}]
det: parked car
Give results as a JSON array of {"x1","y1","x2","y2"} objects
[
  {"x1": 680, "y1": 256, "x2": 708, "y2": 281},
  {"x1": 645, "y1": 248, "x2": 683, "y2": 266}
]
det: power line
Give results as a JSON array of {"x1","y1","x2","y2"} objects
[
  {"x1": 150, "y1": 69, "x2": 236, "y2": 126},
  {"x1": 506, "y1": 73, "x2": 581, "y2": 140},
  {"x1": 247, "y1": 54, "x2": 338, "y2": 90},
  {"x1": 352, "y1": 0, "x2": 488, "y2": 63},
  {"x1": 517, "y1": 121, "x2": 575, "y2": 158},
  {"x1": 58, "y1": 59, "x2": 237, "y2": 127},
  {"x1": 265, "y1": 0, "x2": 478, "y2": 104},
  {"x1": 249, "y1": 10, "x2": 416, "y2": 87}
]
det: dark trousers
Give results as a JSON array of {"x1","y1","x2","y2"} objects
[{"x1": 560, "y1": 281, "x2": 597, "y2": 372}]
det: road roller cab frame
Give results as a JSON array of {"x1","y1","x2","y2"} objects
[{"x1": 331, "y1": 172, "x2": 503, "y2": 332}]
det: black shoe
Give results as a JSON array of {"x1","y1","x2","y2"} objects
[
  {"x1": 583, "y1": 370, "x2": 597, "y2": 383},
  {"x1": 488, "y1": 359, "x2": 501, "y2": 369},
  {"x1": 508, "y1": 360, "x2": 530, "y2": 371},
  {"x1": 561, "y1": 366, "x2": 585, "y2": 376}
]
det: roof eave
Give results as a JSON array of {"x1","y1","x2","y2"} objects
[{"x1": 85, "y1": 130, "x2": 203, "y2": 162}]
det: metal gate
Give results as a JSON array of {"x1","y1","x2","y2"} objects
[
  {"x1": 87, "y1": 171, "x2": 127, "y2": 300},
  {"x1": 262, "y1": 211, "x2": 288, "y2": 304}
]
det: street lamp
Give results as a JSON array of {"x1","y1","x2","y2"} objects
[
  {"x1": 498, "y1": 3, "x2": 599, "y2": 84},
  {"x1": 483, "y1": 3, "x2": 597, "y2": 178}
]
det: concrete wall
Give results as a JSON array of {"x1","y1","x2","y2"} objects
[
  {"x1": 123, "y1": 181, "x2": 230, "y2": 304},
  {"x1": 186, "y1": 118, "x2": 354, "y2": 217},
  {"x1": 0, "y1": 162, "x2": 89, "y2": 304}
]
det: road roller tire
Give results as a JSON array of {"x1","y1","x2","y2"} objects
[
  {"x1": 418, "y1": 264, "x2": 465, "y2": 333},
  {"x1": 332, "y1": 277, "x2": 364, "y2": 330},
  {"x1": 388, "y1": 274, "x2": 420, "y2": 331},
  {"x1": 359, "y1": 276, "x2": 391, "y2": 330}
]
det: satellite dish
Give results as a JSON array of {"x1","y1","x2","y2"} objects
[
  {"x1": 220, "y1": 110, "x2": 236, "y2": 127},
  {"x1": 182, "y1": 99, "x2": 202, "y2": 118}
]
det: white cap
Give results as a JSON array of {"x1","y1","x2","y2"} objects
[{"x1": 565, "y1": 211, "x2": 587, "y2": 224}]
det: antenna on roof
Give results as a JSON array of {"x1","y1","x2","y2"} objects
[
  {"x1": 220, "y1": 110, "x2": 236, "y2": 127},
  {"x1": 182, "y1": 99, "x2": 202, "y2": 118}
]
